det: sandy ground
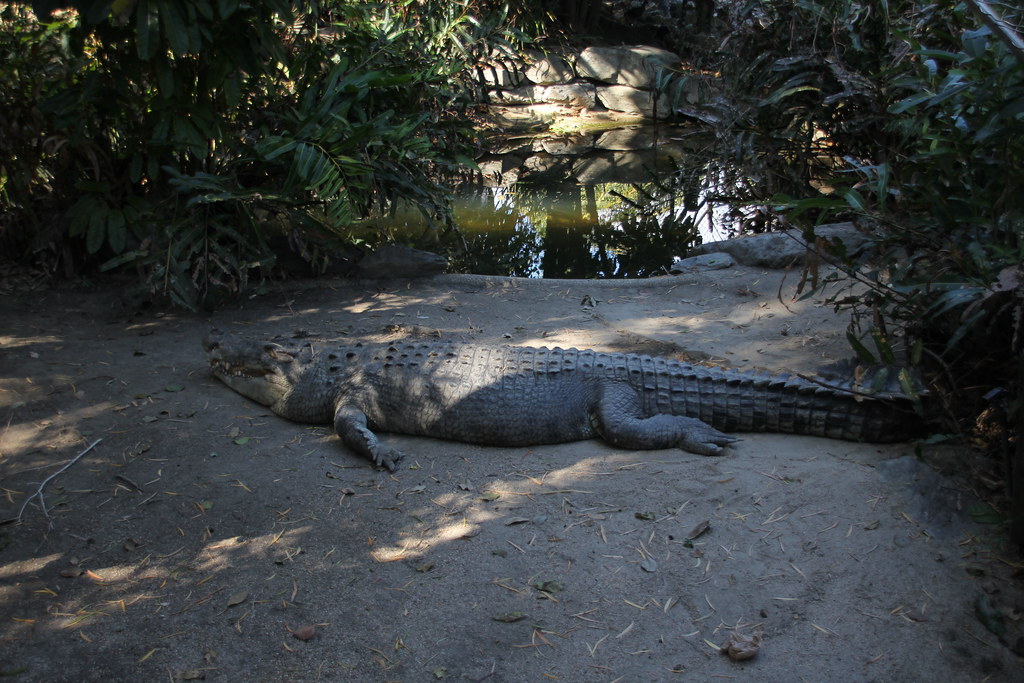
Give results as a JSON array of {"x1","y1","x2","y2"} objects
[{"x1": 1, "y1": 265, "x2": 1022, "y2": 682}]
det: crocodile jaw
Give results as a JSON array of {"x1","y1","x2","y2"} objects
[{"x1": 203, "y1": 330, "x2": 292, "y2": 408}]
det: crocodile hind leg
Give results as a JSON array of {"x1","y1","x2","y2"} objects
[
  {"x1": 594, "y1": 382, "x2": 738, "y2": 456},
  {"x1": 333, "y1": 404, "x2": 404, "y2": 471}
]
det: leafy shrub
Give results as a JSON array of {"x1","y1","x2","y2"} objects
[
  {"x1": 704, "y1": 2, "x2": 1023, "y2": 510},
  {"x1": 1, "y1": 1, "x2": 529, "y2": 306},
  {"x1": 680, "y1": 0, "x2": 1023, "y2": 539}
]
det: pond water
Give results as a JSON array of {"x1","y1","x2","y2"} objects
[{"x1": 361, "y1": 124, "x2": 768, "y2": 278}]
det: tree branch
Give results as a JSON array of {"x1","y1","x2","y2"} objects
[
  {"x1": 966, "y1": 0, "x2": 1024, "y2": 63},
  {"x1": 17, "y1": 438, "x2": 102, "y2": 529}
]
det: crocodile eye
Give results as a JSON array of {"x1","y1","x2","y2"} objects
[{"x1": 265, "y1": 344, "x2": 295, "y2": 362}]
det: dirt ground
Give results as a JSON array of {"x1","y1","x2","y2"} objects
[{"x1": 1, "y1": 265, "x2": 1022, "y2": 682}]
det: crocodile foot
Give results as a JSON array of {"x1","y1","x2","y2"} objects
[
  {"x1": 678, "y1": 420, "x2": 740, "y2": 456},
  {"x1": 373, "y1": 446, "x2": 405, "y2": 472}
]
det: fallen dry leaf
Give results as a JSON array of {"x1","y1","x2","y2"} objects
[
  {"x1": 492, "y1": 611, "x2": 526, "y2": 623},
  {"x1": 226, "y1": 590, "x2": 248, "y2": 608},
  {"x1": 686, "y1": 520, "x2": 710, "y2": 540},
  {"x1": 84, "y1": 569, "x2": 107, "y2": 583},
  {"x1": 720, "y1": 630, "x2": 762, "y2": 661},
  {"x1": 532, "y1": 580, "x2": 564, "y2": 593}
]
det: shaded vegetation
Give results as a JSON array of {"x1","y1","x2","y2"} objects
[
  {"x1": 678, "y1": 0, "x2": 1023, "y2": 537},
  {"x1": 1, "y1": 0, "x2": 532, "y2": 306}
]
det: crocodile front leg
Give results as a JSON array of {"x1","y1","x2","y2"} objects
[
  {"x1": 333, "y1": 404, "x2": 404, "y2": 471},
  {"x1": 594, "y1": 382, "x2": 738, "y2": 456}
]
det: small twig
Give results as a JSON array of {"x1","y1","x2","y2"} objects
[
  {"x1": 115, "y1": 474, "x2": 143, "y2": 491},
  {"x1": 17, "y1": 438, "x2": 102, "y2": 528}
]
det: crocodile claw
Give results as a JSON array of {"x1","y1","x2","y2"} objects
[
  {"x1": 374, "y1": 447, "x2": 405, "y2": 472},
  {"x1": 680, "y1": 425, "x2": 740, "y2": 456}
]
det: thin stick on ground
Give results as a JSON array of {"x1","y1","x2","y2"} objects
[{"x1": 17, "y1": 438, "x2": 102, "y2": 528}]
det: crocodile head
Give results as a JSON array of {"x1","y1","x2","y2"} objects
[{"x1": 203, "y1": 329, "x2": 299, "y2": 408}]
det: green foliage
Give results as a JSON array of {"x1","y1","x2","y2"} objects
[
  {"x1": 1, "y1": 1, "x2": 532, "y2": 306},
  {"x1": 711, "y1": 0, "x2": 1024, "y2": 441},
  {"x1": 860, "y1": 11, "x2": 1021, "y2": 402},
  {"x1": 0, "y1": 6, "x2": 80, "y2": 258}
]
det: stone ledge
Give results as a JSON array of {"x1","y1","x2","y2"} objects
[
  {"x1": 477, "y1": 44, "x2": 698, "y2": 124},
  {"x1": 485, "y1": 105, "x2": 646, "y2": 132},
  {"x1": 690, "y1": 223, "x2": 872, "y2": 269},
  {"x1": 575, "y1": 45, "x2": 680, "y2": 89}
]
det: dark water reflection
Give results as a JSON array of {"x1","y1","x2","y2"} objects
[
  {"x1": 364, "y1": 124, "x2": 766, "y2": 278},
  {"x1": 442, "y1": 184, "x2": 699, "y2": 278}
]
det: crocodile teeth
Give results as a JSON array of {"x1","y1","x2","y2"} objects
[{"x1": 210, "y1": 360, "x2": 266, "y2": 378}]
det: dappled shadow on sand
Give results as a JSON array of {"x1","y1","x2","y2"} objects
[{"x1": 0, "y1": 275, "x2": 1021, "y2": 681}]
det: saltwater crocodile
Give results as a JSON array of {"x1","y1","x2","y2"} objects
[{"x1": 203, "y1": 330, "x2": 920, "y2": 471}]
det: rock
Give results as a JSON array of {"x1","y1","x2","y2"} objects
[
  {"x1": 575, "y1": 45, "x2": 679, "y2": 89},
  {"x1": 537, "y1": 83, "x2": 597, "y2": 109},
  {"x1": 690, "y1": 223, "x2": 872, "y2": 269},
  {"x1": 477, "y1": 155, "x2": 524, "y2": 186},
  {"x1": 572, "y1": 150, "x2": 664, "y2": 185},
  {"x1": 524, "y1": 53, "x2": 575, "y2": 85},
  {"x1": 357, "y1": 245, "x2": 447, "y2": 278},
  {"x1": 487, "y1": 139, "x2": 533, "y2": 156},
  {"x1": 487, "y1": 85, "x2": 537, "y2": 105},
  {"x1": 537, "y1": 135, "x2": 595, "y2": 156},
  {"x1": 522, "y1": 154, "x2": 574, "y2": 181},
  {"x1": 670, "y1": 252, "x2": 736, "y2": 273},
  {"x1": 595, "y1": 126, "x2": 664, "y2": 151},
  {"x1": 597, "y1": 85, "x2": 671, "y2": 118},
  {"x1": 488, "y1": 83, "x2": 595, "y2": 109},
  {"x1": 487, "y1": 104, "x2": 576, "y2": 130}
]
